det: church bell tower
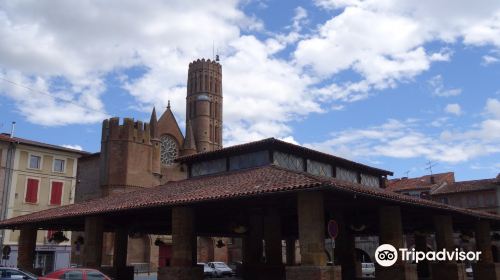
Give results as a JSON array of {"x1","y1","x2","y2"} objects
[{"x1": 185, "y1": 58, "x2": 223, "y2": 152}]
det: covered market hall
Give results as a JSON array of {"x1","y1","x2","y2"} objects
[{"x1": 1, "y1": 138, "x2": 500, "y2": 280}]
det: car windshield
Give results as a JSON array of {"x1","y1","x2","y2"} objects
[
  {"x1": 18, "y1": 268, "x2": 37, "y2": 278},
  {"x1": 214, "y1": 263, "x2": 228, "y2": 268}
]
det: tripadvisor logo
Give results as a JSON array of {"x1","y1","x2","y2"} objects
[
  {"x1": 375, "y1": 244, "x2": 398, "y2": 267},
  {"x1": 375, "y1": 243, "x2": 482, "y2": 267}
]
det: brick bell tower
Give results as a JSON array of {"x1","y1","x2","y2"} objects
[{"x1": 185, "y1": 58, "x2": 223, "y2": 152}]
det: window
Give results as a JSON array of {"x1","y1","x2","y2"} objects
[
  {"x1": 50, "y1": 181, "x2": 63, "y2": 205},
  {"x1": 160, "y1": 135, "x2": 178, "y2": 166},
  {"x1": 53, "y1": 158, "x2": 65, "y2": 172},
  {"x1": 307, "y1": 160, "x2": 332, "y2": 177},
  {"x1": 25, "y1": 178, "x2": 39, "y2": 203},
  {"x1": 87, "y1": 271, "x2": 107, "y2": 280},
  {"x1": 229, "y1": 151, "x2": 269, "y2": 171},
  {"x1": 336, "y1": 167, "x2": 358, "y2": 183},
  {"x1": 273, "y1": 151, "x2": 304, "y2": 172},
  {"x1": 191, "y1": 158, "x2": 226, "y2": 177},
  {"x1": 29, "y1": 154, "x2": 41, "y2": 169},
  {"x1": 360, "y1": 174, "x2": 380, "y2": 187}
]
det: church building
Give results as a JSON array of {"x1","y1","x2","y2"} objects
[{"x1": 73, "y1": 58, "x2": 229, "y2": 271}]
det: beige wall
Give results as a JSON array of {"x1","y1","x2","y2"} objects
[
  {"x1": 4, "y1": 144, "x2": 80, "y2": 246},
  {"x1": 0, "y1": 142, "x2": 9, "y2": 220}
]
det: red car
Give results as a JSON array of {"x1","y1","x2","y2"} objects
[{"x1": 39, "y1": 268, "x2": 112, "y2": 280}]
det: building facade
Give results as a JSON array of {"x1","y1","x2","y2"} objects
[{"x1": 0, "y1": 133, "x2": 85, "y2": 274}]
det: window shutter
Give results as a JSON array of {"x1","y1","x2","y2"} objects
[
  {"x1": 26, "y1": 179, "x2": 39, "y2": 203},
  {"x1": 50, "y1": 182, "x2": 63, "y2": 205}
]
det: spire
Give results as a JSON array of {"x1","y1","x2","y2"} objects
[
  {"x1": 150, "y1": 107, "x2": 158, "y2": 139},
  {"x1": 182, "y1": 120, "x2": 197, "y2": 155},
  {"x1": 167, "y1": 100, "x2": 171, "y2": 110}
]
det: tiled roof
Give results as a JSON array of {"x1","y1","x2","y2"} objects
[
  {"x1": 0, "y1": 133, "x2": 89, "y2": 155},
  {"x1": 176, "y1": 137, "x2": 393, "y2": 176},
  {"x1": 432, "y1": 178, "x2": 500, "y2": 195},
  {"x1": 387, "y1": 172, "x2": 455, "y2": 192},
  {"x1": 0, "y1": 165, "x2": 497, "y2": 228}
]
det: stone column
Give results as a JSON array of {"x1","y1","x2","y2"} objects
[
  {"x1": 285, "y1": 239, "x2": 296, "y2": 266},
  {"x1": 376, "y1": 206, "x2": 417, "y2": 279},
  {"x1": 285, "y1": 191, "x2": 341, "y2": 280},
  {"x1": 84, "y1": 216, "x2": 104, "y2": 268},
  {"x1": 414, "y1": 233, "x2": 430, "y2": 278},
  {"x1": 473, "y1": 220, "x2": 500, "y2": 280},
  {"x1": 17, "y1": 225, "x2": 37, "y2": 273},
  {"x1": 158, "y1": 207, "x2": 202, "y2": 280},
  {"x1": 431, "y1": 215, "x2": 467, "y2": 280}
]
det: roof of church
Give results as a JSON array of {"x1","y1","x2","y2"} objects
[
  {"x1": 0, "y1": 133, "x2": 89, "y2": 155},
  {"x1": 432, "y1": 177, "x2": 500, "y2": 195},
  {"x1": 0, "y1": 164, "x2": 498, "y2": 228},
  {"x1": 387, "y1": 172, "x2": 455, "y2": 192},
  {"x1": 176, "y1": 137, "x2": 393, "y2": 176}
]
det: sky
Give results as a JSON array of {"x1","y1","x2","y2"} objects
[{"x1": 0, "y1": 0, "x2": 499, "y2": 181}]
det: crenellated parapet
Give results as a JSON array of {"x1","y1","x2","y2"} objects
[{"x1": 101, "y1": 117, "x2": 151, "y2": 145}]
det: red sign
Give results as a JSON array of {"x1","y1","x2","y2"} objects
[{"x1": 328, "y1": 220, "x2": 339, "y2": 239}]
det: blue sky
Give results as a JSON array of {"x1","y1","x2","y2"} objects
[{"x1": 0, "y1": 0, "x2": 499, "y2": 181}]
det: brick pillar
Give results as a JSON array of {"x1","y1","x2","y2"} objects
[
  {"x1": 473, "y1": 220, "x2": 500, "y2": 280},
  {"x1": 376, "y1": 206, "x2": 417, "y2": 280},
  {"x1": 414, "y1": 233, "x2": 430, "y2": 278},
  {"x1": 260, "y1": 209, "x2": 284, "y2": 280},
  {"x1": 264, "y1": 209, "x2": 282, "y2": 265},
  {"x1": 158, "y1": 207, "x2": 202, "y2": 280},
  {"x1": 285, "y1": 192, "x2": 341, "y2": 280},
  {"x1": 243, "y1": 213, "x2": 263, "y2": 264},
  {"x1": 431, "y1": 215, "x2": 467, "y2": 280},
  {"x1": 17, "y1": 225, "x2": 37, "y2": 273},
  {"x1": 285, "y1": 239, "x2": 296, "y2": 266},
  {"x1": 84, "y1": 216, "x2": 104, "y2": 268},
  {"x1": 242, "y1": 213, "x2": 264, "y2": 280},
  {"x1": 335, "y1": 215, "x2": 360, "y2": 280}
]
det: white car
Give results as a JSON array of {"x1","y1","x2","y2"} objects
[
  {"x1": 207, "y1": 262, "x2": 234, "y2": 277},
  {"x1": 198, "y1": 262, "x2": 216, "y2": 278},
  {"x1": 361, "y1": 262, "x2": 375, "y2": 278}
]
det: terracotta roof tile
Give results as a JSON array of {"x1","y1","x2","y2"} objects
[
  {"x1": 0, "y1": 165, "x2": 497, "y2": 228},
  {"x1": 432, "y1": 178, "x2": 500, "y2": 195},
  {"x1": 387, "y1": 172, "x2": 455, "y2": 192}
]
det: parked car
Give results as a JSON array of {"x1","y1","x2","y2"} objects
[
  {"x1": 361, "y1": 262, "x2": 375, "y2": 278},
  {"x1": 207, "y1": 262, "x2": 234, "y2": 278},
  {"x1": 0, "y1": 267, "x2": 37, "y2": 279},
  {"x1": 39, "y1": 268, "x2": 111, "y2": 280},
  {"x1": 198, "y1": 263, "x2": 216, "y2": 278}
]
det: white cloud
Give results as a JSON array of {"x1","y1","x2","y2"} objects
[
  {"x1": 295, "y1": 0, "x2": 500, "y2": 101},
  {"x1": 486, "y1": 98, "x2": 500, "y2": 118},
  {"x1": 445, "y1": 103, "x2": 462, "y2": 116},
  {"x1": 61, "y1": 144, "x2": 83, "y2": 151},
  {"x1": 482, "y1": 55, "x2": 500, "y2": 65},
  {"x1": 428, "y1": 75, "x2": 462, "y2": 97},
  {"x1": 306, "y1": 99, "x2": 500, "y2": 164}
]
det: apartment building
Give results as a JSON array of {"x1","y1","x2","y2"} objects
[{"x1": 0, "y1": 133, "x2": 87, "y2": 274}]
